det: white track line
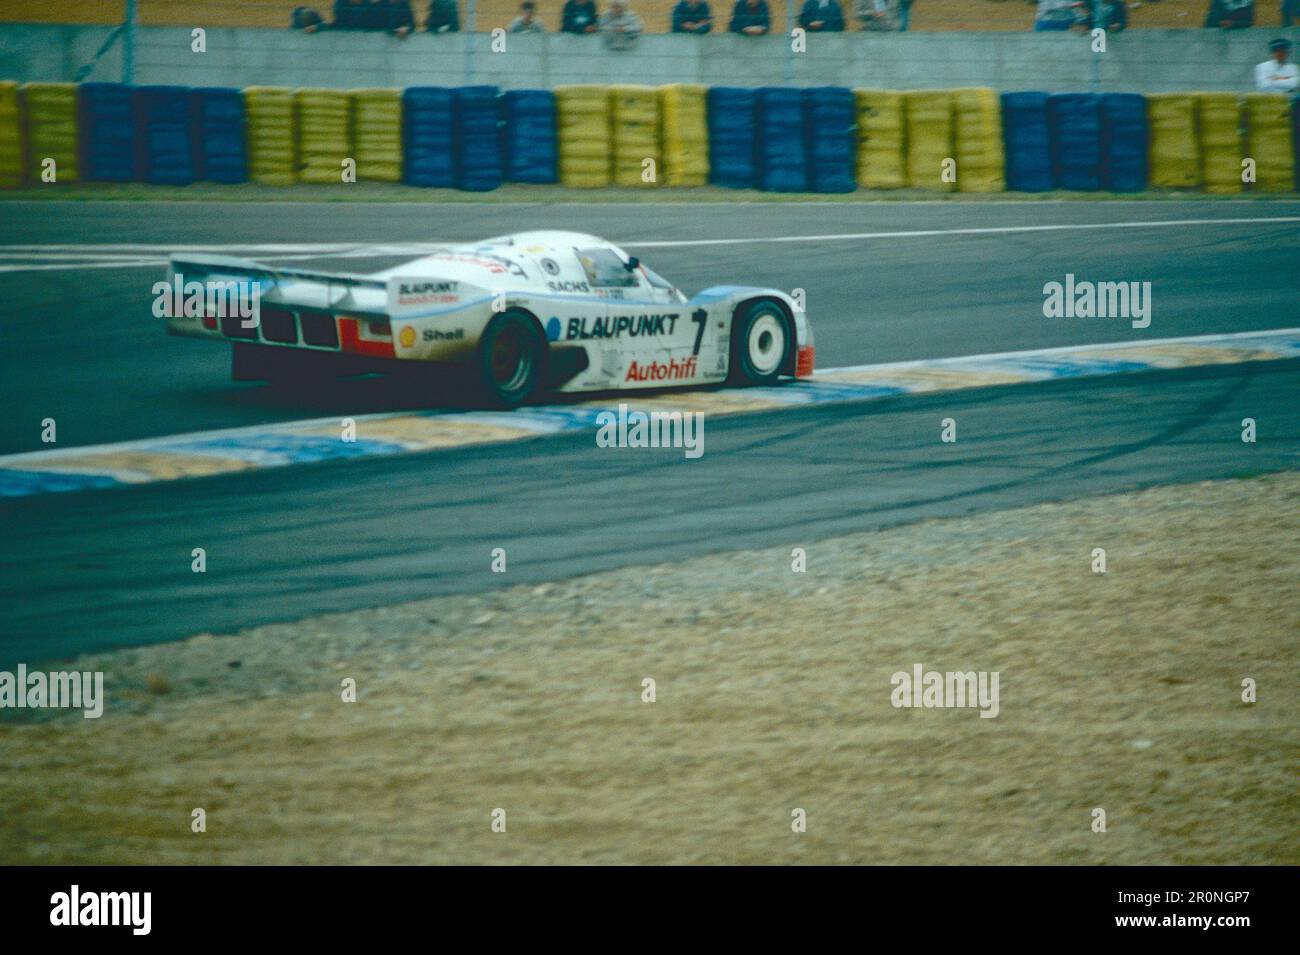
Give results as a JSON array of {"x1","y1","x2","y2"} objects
[{"x1": 0, "y1": 215, "x2": 1297, "y2": 272}]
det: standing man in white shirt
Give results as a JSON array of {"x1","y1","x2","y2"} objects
[{"x1": 1255, "y1": 38, "x2": 1299, "y2": 92}]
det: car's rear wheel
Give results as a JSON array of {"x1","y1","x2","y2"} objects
[
  {"x1": 729, "y1": 299, "x2": 791, "y2": 385},
  {"x1": 478, "y1": 311, "x2": 547, "y2": 407}
]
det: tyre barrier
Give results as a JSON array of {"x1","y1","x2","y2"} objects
[
  {"x1": 953, "y1": 87, "x2": 1004, "y2": 193},
  {"x1": 707, "y1": 86, "x2": 757, "y2": 189},
  {"x1": 1001, "y1": 91, "x2": 1052, "y2": 192},
  {"x1": 804, "y1": 86, "x2": 856, "y2": 194},
  {"x1": 452, "y1": 85, "x2": 502, "y2": 192},
  {"x1": 660, "y1": 83, "x2": 708, "y2": 187},
  {"x1": 1244, "y1": 93, "x2": 1294, "y2": 192},
  {"x1": 296, "y1": 87, "x2": 351, "y2": 185},
  {"x1": 1048, "y1": 93, "x2": 1102, "y2": 192},
  {"x1": 79, "y1": 82, "x2": 135, "y2": 182},
  {"x1": 757, "y1": 87, "x2": 808, "y2": 192},
  {"x1": 610, "y1": 85, "x2": 660, "y2": 188},
  {"x1": 134, "y1": 85, "x2": 195, "y2": 185},
  {"x1": 501, "y1": 89, "x2": 557, "y2": 184},
  {"x1": 854, "y1": 89, "x2": 905, "y2": 189},
  {"x1": 904, "y1": 90, "x2": 955, "y2": 192},
  {"x1": 555, "y1": 84, "x2": 610, "y2": 189},
  {"x1": 1147, "y1": 92, "x2": 1200, "y2": 189},
  {"x1": 190, "y1": 87, "x2": 248, "y2": 183},
  {"x1": 1099, "y1": 93, "x2": 1147, "y2": 192},
  {"x1": 1198, "y1": 93, "x2": 1243, "y2": 193},
  {"x1": 402, "y1": 86, "x2": 454, "y2": 188},
  {"x1": 0, "y1": 82, "x2": 24, "y2": 189},
  {"x1": 4, "y1": 83, "x2": 1298, "y2": 194},
  {"x1": 352, "y1": 88, "x2": 403, "y2": 183},
  {"x1": 243, "y1": 86, "x2": 296, "y2": 186}
]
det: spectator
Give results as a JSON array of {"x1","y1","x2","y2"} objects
[
  {"x1": 332, "y1": 0, "x2": 374, "y2": 29},
  {"x1": 1203, "y1": 0, "x2": 1254, "y2": 29},
  {"x1": 509, "y1": 0, "x2": 547, "y2": 31},
  {"x1": 799, "y1": 0, "x2": 846, "y2": 31},
  {"x1": 563, "y1": 0, "x2": 600, "y2": 33},
  {"x1": 897, "y1": 0, "x2": 912, "y2": 32},
  {"x1": 730, "y1": 0, "x2": 771, "y2": 34},
  {"x1": 600, "y1": 0, "x2": 644, "y2": 48},
  {"x1": 380, "y1": 0, "x2": 416, "y2": 36},
  {"x1": 291, "y1": 6, "x2": 325, "y2": 31},
  {"x1": 1255, "y1": 37, "x2": 1298, "y2": 91},
  {"x1": 1093, "y1": 0, "x2": 1127, "y2": 32},
  {"x1": 1285, "y1": 0, "x2": 1300, "y2": 27},
  {"x1": 427, "y1": 0, "x2": 459, "y2": 32},
  {"x1": 673, "y1": 0, "x2": 714, "y2": 33},
  {"x1": 855, "y1": 0, "x2": 899, "y2": 31},
  {"x1": 1033, "y1": 0, "x2": 1079, "y2": 30}
]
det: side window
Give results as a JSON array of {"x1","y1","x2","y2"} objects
[{"x1": 576, "y1": 247, "x2": 639, "y2": 288}]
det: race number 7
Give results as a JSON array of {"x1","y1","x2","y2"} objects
[{"x1": 690, "y1": 308, "x2": 708, "y2": 356}]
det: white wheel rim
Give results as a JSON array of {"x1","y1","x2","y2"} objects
[{"x1": 747, "y1": 312, "x2": 785, "y2": 376}]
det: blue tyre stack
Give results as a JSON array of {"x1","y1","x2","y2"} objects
[
  {"x1": 452, "y1": 85, "x2": 502, "y2": 192},
  {"x1": 133, "y1": 85, "x2": 194, "y2": 185},
  {"x1": 79, "y1": 82, "x2": 136, "y2": 182},
  {"x1": 756, "y1": 87, "x2": 807, "y2": 192},
  {"x1": 707, "y1": 87, "x2": 757, "y2": 189},
  {"x1": 189, "y1": 88, "x2": 247, "y2": 183},
  {"x1": 501, "y1": 89, "x2": 557, "y2": 184},
  {"x1": 1099, "y1": 93, "x2": 1148, "y2": 192},
  {"x1": 403, "y1": 87, "x2": 455, "y2": 188},
  {"x1": 1000, "y1": 91, "x2": 1052, "y2": 192},
  {"x1": 803, "y1": 86, "x2": 856, "y2": 193},
  {"x1": 1047, "y1": 93, "x2": 1102, "y2": 191}
]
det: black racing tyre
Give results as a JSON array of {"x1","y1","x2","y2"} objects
[
  {"x1": 729, "y1": 299, "x2": 792, "y2": 386},
  {"x1": 477, "y1": 310, "x2": 548, "y2": 407}
]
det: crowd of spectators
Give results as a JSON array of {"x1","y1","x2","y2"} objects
[
  {"x1": 291, "y1": 2, "x2": 1300, "y2": 38},
  {"x1": 289, "y1": 0, "x2": 927, "y2": 36}
]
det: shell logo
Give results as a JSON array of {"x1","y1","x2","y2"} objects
[{"x1": 398, "y1": 325, "x2": 417, "y2": 348}]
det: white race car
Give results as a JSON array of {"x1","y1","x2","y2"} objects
[{"x1": 165, "y1": 230, "x2": 815, "y2": 406}]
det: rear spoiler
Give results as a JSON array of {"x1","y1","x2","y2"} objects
[
  {"x1": 167, "y1": 253, "x2": 390, "y2": 317},
  {"x1": 166, "y1": 254, "x2": 471, "y2": 319}
]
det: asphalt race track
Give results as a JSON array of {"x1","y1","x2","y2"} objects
[{"x1": 1, "y1": 200, "x2": 1298, "y2": 663}]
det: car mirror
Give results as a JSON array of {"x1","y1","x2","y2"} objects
[{"x1": 625, "y1": 257, "x2": 639, "y2": 271}]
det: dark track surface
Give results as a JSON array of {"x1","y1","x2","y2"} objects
[
  {"x1": 1, "y1": 199, "x2": 1297, "y2": 453},
  {"x1": 3, "y1": 359, "x2": 1296, "y2": 665},
  {"x1": 1, "y1": 200, "x2": 1297, "y2": 664}
]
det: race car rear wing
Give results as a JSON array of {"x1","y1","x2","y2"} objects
[{"x1": 167, "y1": 253, "x2": 391, "y2": 318}]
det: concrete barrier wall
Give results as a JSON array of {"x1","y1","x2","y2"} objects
[{"x1": 2, "y1": 24, "x2": 1293, "y2": 93}]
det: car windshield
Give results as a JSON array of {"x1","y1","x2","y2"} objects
[{"x1": 576, "y1": 247, "x2": 639, "y2": 288}]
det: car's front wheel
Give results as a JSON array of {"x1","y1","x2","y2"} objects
[
  {"x1": 729, "y1": 299, "x2": 791, "y2": 386},
  {"x1": 477, "y1": 310, "x2": 547, "y2": 407}
]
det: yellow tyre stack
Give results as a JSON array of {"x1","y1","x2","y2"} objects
[
  {"x1": 1243, "y1": 93, "x2": 1295, "y2": 193},
  {"x1": 660, "y1": 84, "x2": 708, "y2": 186},
  {"x1": 609, "y1": 85, "x2": 659, "y2": 188},
  {"x1": 854, "y1": 90, "x2": 905, "y2": 189},
  {"x1": 952, "y1": 87, "x2": 1004, "y2": 193},
  {"x1": 350, "y1": 88, "x2": 403, "y2": 183},
  {"x1": 555, "y1": 85, "x2": 610, "y2": 188},
  {"x1": 1146, "y1": 93, "x2": 1199, "y2": 189},
  {"x1": 0, "y1": 82, "x2": 23, "y2": 188},
  {"x1": 295, "y1": 87, "x2": 352, "y2": 185},
  {"x1": 21, "y1": 82, "x2": 79, "y2": 183},
  {"x1": 244, "y1": 86, "x2": 297, "y2": 186},
  {"x1": 903, "y1": 90, "x2": 954, "y2": 191},
  {"x1": 1196, "y1": 93, "x2": 1243, "y2": 194}
]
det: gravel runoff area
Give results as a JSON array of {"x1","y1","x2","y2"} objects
[{"x1": 2, "y1": 473, "x2": 1296, "y2": 865}]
